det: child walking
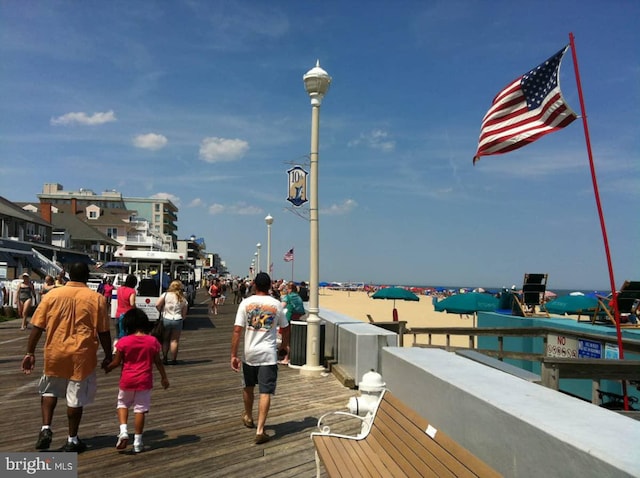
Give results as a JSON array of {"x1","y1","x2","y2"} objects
[{"x1": 105, "y1": 308, "x2": 169, "y2": 453}]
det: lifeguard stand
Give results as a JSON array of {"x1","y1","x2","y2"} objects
[{"x1": 513, "y1": 273, "x2": 550, "y2": 317}]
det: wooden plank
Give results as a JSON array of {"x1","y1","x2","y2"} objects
[
  {"x1": 541, "y1": 358, "x2": 640, "y2": 381},
  {"x1": 313, "y1": 436, "x2": 348, "y2": 478},
  {"x1": 349, "y1": 440, "x2": 386, "y2": 478},
  {"x1": 313, "y1": 392, "x2": 501, "y2": 478},
  {"x1": 371, "y1": 415, "x2": 450, "y2": 478},
  {"x1": 383, "y1": 393, "x2": 501, "y2": 478},
  {"x1": 0, "y1": 288, "x2": 359, "y2": 478},
  {"x1": 376, "y1": 400, "x2": 471, "y2": 478},
  {"x1": 363, "y1": 432, "x2": 411, "y2": 478},
  {"x1": 378, "y1": 406, "x2": 455, "y2": 476}
]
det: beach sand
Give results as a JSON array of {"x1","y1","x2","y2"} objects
[{"x1": 318, "y1": 289, "x2": 473, "y2": 347}]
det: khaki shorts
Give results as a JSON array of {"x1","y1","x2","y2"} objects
[{"x1": 38, "y1": 371, "x2": 97, "y2": 408}]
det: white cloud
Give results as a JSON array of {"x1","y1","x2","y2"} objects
[
  {"x1": 208, "y1": 204, "x2": 225, "y2": 215},
  {"x1": 133, "y1": 133, "x2": 168, "y2": 151},
  {"x1": 348, "y1": 129, "x2": 395, "y2": 152},
  {"x1": 230, "y1": 203, "x2": 263, "y2": 215},
  {"x1": 208, "y1": 202, "x2": 262, "y2": 215},
  {"x1": 151, "y1": 192, "x2": 180, "y2": 208},
  {"x1": 50, "y1": 110, "x2": 117, "y2": 126},
  {"x1": 188, "y1": 198, "x2": 204, "y2": 207},
  {"x1": 199, "y1": 137, "x2": 249, "y2": 162},
  {"x1": 322, "y1": 199, "x2": 358, "y2": 215}
]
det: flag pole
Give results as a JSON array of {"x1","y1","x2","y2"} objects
[{"x1": 568, "y1": 32, "x2": 627, "y2": 408}]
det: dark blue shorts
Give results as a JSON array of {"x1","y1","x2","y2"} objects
[{"x1": 242, "y1": 363, "x2": 278, "y2": 394}]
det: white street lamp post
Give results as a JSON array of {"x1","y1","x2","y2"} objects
[
  {"x1": 253, "y1": 254, "x2": 257, "y2": 279},
  {"x1": 301, "y1": 60, "x2": 331, "y2": 376},
  {"x1": 265, "y1": 215, "x2": 273, "y2": 276},
  {"x1": 256, "y1": 243, "x2": 262, "y2": 274}
]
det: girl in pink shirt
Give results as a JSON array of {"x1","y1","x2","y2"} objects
[{"x1": 105, "y1": 309, "x2": 169, "y2": 453}]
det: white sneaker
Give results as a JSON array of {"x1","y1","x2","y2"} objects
[
  {"x1": 133, "y1": 441, "x2": 143, "y2": 453},
  {"x1": 115, "y1": 432, "x2": 128, "y2": 450}
]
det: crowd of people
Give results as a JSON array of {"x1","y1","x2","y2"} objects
[{"x1": 16, "y1": 265, "x2": 307, "y2": 453}]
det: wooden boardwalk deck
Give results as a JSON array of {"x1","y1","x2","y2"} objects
[{"x1": 0, "y1": 288, "x2": 358, "y2": 477}]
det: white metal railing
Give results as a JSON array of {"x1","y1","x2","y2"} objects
[{"x1": 31, "y1": 248, "x2": 63, "y2": 277}]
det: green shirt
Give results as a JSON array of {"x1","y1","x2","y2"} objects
[{"x1": 282, "y1": 293, "x2": 305, "y2": 321}]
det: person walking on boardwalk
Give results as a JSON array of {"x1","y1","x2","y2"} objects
[
  {"x1": 21, "y1": 262, "x2": 112, "y2": 453},
  {"x1": 104, "y1": 308, "x2": 169, "y2": 453},
  {"x1": 230, "y1": 272, "x2": 289, "y2": 444},
  {"x1": 155, "y1": 280, "x2": 188, "y2": 365},
  {"x1": 279, "y1": 281, "x2": 306, "y2": 365},
  {"x1": 16, "y1": 272, "x2": 36, "y2": 330},
  {"x1": 115, "y1": 274, "x2": 137, "y2": 339},
  {"x1": 208, "y1": 278, "x2": 221, "y2": 315}
]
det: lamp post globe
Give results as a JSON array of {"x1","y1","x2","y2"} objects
[
  {"x1": 265, "y1": 215, "x2": 273, "y2": 277},
  {"x1": 301, "y1": 60, "x2": 331, "y2": 376}
]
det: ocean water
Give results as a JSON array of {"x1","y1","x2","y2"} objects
[{"x1": 375, "y1": 284, "x2": 608, "y2": 297}]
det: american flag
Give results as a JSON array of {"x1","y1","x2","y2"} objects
[
  {"x1": 473, "y1": 46, "x2": 577, "y2": 164},
  {"x1": 283, "y1": 248, "x2": 294, "y2": 262}
]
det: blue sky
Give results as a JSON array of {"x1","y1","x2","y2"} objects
[{"x1": 1, "y1": 1, "x2": 638, "y2": 291}]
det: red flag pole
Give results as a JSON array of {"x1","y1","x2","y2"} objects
[{"x1": 568, "y1": 33, "x2": 627, "y2": 409}]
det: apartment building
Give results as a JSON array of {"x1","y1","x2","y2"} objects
[{"x1": 38, "y1": 183, "x2": 178, "y2": 251}]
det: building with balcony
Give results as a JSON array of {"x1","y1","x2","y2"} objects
[{"x1": 37, "y1": 183, "x2": 179, "y2": 251}]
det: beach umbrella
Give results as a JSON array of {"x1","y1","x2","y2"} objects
[
  {"x1": 543, "y1": 294, "x2": 598, "y2": 316},
  {"x1": 434, "y1": 292, "x2": 498, "y2": 315},
  {"x1": 371, "y1": 287, "x2": 419, "y2": 321}
]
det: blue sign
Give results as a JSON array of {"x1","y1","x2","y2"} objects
[
  {"x1": 286, "y1": 166, "x2": 308, "y2": 207},
  {"x1": 604, "y1": 343, "x2": 619, "y2": 359},
  {"x1": 578, "y1": 338, "x2": 602, "y2": 358}
]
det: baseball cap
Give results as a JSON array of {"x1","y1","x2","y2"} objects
[{"x1": 21, "y1": 272, "x2": 30, "y2": 277}]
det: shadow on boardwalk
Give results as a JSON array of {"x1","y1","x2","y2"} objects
[{"x1": 0, "y1": 288, "x2": 356, "y2": 477}]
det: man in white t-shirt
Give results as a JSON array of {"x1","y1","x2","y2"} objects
[{"x1": 231, "y1": 272, "x2": 288, "y2": 445}]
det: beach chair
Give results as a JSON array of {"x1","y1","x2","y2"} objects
[
  {"x1": 592, "y1": 281, "x2": 640, "y2": 327},
  {"x1": 512, "y1": 273, "x2": 550, "y2": 317}
]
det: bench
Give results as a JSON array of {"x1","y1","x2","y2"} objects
[{"x1": 311, "y1": 390, "x2": 501, "y2": 478}]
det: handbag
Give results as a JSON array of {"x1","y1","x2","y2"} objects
[
  {"x1": 150, "y1": 319, "x2": 165, "y2": 341},
  {"x1": 150, "y1": 293, "x2": 167, "y2": 340}
]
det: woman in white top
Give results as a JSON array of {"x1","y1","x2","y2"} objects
[{"x1": 155, "y1": 280, "x2": 188, "y2": 365}]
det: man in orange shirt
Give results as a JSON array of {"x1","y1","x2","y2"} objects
[{"x1": 21, "y1": 262, "x2": 112, "y2": 453}]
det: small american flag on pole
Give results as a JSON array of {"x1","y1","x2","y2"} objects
[
  {"x1": 283, "y1": 248, "x2": 294, "y2": 262},
  {"x1": 473, "y1": 46, "x2": 577, "y2": 164}
]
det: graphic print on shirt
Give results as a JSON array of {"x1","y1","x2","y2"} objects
[{"x1": 246, "y1": 303, "x2": 279, "y2": 331}]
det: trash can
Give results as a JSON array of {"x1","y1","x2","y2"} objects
[{"x1": 289, "y1": 320, "x2": 325, "y2": 366}]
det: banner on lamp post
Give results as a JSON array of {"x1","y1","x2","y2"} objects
[{"x1": 286, "y1": 166, "x2": 308, "y2": 207}]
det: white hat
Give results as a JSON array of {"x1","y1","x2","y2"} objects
[{"x1": 21, "y1": 272, "x2": 30, "y2": 277}]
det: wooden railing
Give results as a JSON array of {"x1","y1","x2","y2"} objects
[
  {"x1": 407, "y1": 326, "x2": 640, "y2": 407},
  {"x1": 408, "y1": 326, "x2": 640, "y2": 359}
]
